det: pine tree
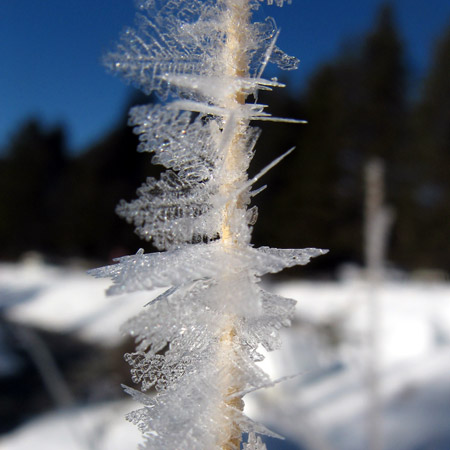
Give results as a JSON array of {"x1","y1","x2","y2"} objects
[
  {"x1": 0, "y1": 120, "x2": 67, "y2": 259},
  {"x1": 409, "y1": 21, "x2": 450, "y2": 269},
  {"x1": 360, "y1": 4, "x2": 406, "y2": 161},
  {"x1": 254, "y1": 4, "x2": 408, "y2": 270}
]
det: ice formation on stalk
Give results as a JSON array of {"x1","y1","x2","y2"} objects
[
  {"x1": 104, "y1": 0, "x2": 298, "y2": 100},
  {"x1": 91, "y1": 0, "x2": 327, "y2": 449}
]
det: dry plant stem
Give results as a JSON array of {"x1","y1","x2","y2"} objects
[
  {"x1": 218, "y1": 1, "x2": 251, "y2": 448},
  {"x1": 217, "y1": 325, "x2": 244, "y2": 449},
  {"x1": 220, "y1": 0, "x2": 251, "y2": 245}
]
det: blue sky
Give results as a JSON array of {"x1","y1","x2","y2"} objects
[{"x1": 1, "y1": 0, "x2": 450, "y2": 153}]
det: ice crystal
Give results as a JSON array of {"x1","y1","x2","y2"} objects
[
  {"x1": 90, "y1": 244, "x2": 326, "y2": 295},
  {"x1": 104, "y1": 0, "x2": 298, "y2": 99},
  {"x1": 92, "y1": 0, "x2": 327, "y2": 448},
  {"x1": 243, "y1": 432, "x2": 267, "y2": 450},
  {"x1": 116, "y1": 105, "x2": 262, "y2": 249}
]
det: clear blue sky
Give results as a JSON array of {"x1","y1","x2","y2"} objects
[{"x1": 1, "y1": 0, "x2": 450, "y2": 153}]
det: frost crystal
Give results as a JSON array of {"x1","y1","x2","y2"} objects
[
  {"x1": 92, "y1": 0, "x2": 326, "y2": 449},
  {"x1": 104, "y1": 0, "x2": 298, "y2": 99}
]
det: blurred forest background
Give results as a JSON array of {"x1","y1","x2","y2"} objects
[{"x1": 0, "y1": 4, "x2": 448, "y2": 276}]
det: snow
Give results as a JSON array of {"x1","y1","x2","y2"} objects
[
  {"x1": 249, "y1": 279, "x2": 450, "y2": 449},
  {"x1": 1, "y1": 260, "x2": 164, "y2": 346},
  {"x1": 1, "y1": 260, "x2": 450, "y2": 449},
  {"x1": 0, "y1": 400, "x2": 141, "y2": 450},
  {"x1": 274, "y1": 280, "x2": 450, "y2": 368}
]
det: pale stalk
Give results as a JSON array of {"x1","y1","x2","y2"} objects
[
  {"x1": 220, "y1": 0, "x2": 251, "y2": 244},
  {"x1": 216, "y1": 0, "x2": 252, "y2": 448}
]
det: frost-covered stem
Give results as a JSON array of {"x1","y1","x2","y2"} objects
[
  {"x1": 92, "y1": 1, "x2": 326, "y2": 448},
  {"x1": 220, "y1": 0, "x2": 251, "y2": 244},
  {"x1": 217, "y1": 1, "x2": 251, "y2": 447},
  {"x1": 217, "y1": 325, "x2": 244, "y2": 449}
]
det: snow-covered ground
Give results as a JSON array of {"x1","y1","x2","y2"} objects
[
  {"x1": 0, "y1": 259, "x2": 166, "y2": 346},
  {"x1": 1, "y1": 260, "x2": 449, "y2": 449},
  {"x1": 0, "y1": 400, "x2": 142, "y2": 450}
]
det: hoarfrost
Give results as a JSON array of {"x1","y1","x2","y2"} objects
[
  {"x1": 104, "y1": 0, "x2": 298, "y2": 100},
  {"x1": 243, "y1": 432, "x2": 267, "y2": 450},
  {"x1": 94, "y1": 0, "x2": 326, "y2": 448},
  {"x1": 89, "y1": 244, "x2": 326, "y2": 295},
  {"x1": 117, "y1": 104, "x2": 263, "y2": 249}
]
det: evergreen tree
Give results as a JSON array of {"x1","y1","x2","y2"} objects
[
  {"x1": 359, "y1": 4, "x2": 407, "y2": 161},
  {"x1": 0, "y1": 120, "x2": 68, "y2": 259},
  {"x1": 59, "y1": 94, "x2": 158, "y2": 261},
  {"x1": 259, "y1": 4, "x2": 409, "y2": 272},
  {"x1": 409, "y1": 21, "x2": 450, "y2": 269}
]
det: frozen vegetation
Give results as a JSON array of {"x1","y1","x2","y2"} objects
[{"x1": 89, "y1": 0, "x2": 324, "y2": 448}]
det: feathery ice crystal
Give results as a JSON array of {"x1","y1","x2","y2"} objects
[{"x1": 89, "y1": 0, "x2": 327, "y2": 448}]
